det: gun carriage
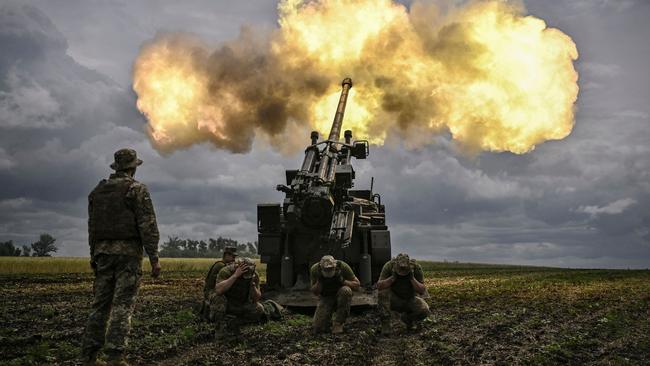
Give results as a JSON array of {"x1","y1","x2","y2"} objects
[{"x1": 257, "y1": 78, "x2": 391, "y2": 306}]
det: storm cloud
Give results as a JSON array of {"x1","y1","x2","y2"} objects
[{"x1": 0, "y1": 0, "x2": 649, "y2": 268}]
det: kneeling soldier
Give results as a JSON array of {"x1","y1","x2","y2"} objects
[
  {"x1": 214, "y1": 257, "x2": 267, "y2": 336},
  {"x1": 200, "y1": 246, "x2": 238, "y2": 321},
  {"x1": 310, "y1": 255, "x2": 360, "y2": 334},
  {"x1": 376, "y1": 253, "x2": 431, "y2": 335}
]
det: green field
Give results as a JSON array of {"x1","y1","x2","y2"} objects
[
  {"x1": 0, "y1": 257, "x2": 234, "y2": 274},
  {"x1": 0, "y1": 257, "x2": 649, "y2": 365}
]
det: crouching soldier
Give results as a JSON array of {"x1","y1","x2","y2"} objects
[
  {"x1": 200, "y1": 246, "x2": 238, "y2": 321},
  {"x1": 213, "y1": 257, "x2": 282, "y2": 336},
  {"x1": 310, "y1": 255, "x2": 360, "y2": 334},
  {"x1": 376, "y1": 253, "x2": 431, "y2": 335}
]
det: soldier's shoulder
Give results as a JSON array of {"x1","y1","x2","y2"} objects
[
  {"x1": 89, "y1": 179, "x2": 107, "y2": 195},
  {"x1": 411, "y1": 260, "x2": 423, "y2": 270},
  {"x1": 338, "y1": 260, "x2": 353, "y2": 269},
  {"x1": 220, "y1": 263, "x2": 236, "y2": 274},
  {"x1": 127, "y1": 180, "x2": 152, "y2": 198},
  {"x1": 209, "y1": 260, "x2": 225, "y2": 273},
  {"x1": 128, "y1": 179, "x2": 148, "y2": 191}
]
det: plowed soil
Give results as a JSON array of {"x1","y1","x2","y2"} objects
[{"x1": 1, "y1": 262, "x2": 649, "y2": 365}]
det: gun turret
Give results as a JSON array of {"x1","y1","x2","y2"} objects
[{"x1": 257, "y1": 78, "x2": 391, "y2": 306}]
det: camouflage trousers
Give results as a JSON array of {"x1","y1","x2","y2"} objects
[
  {"x1": 378, "y1": 289, "x2": 431, "y2": 325},
  {"x1": 207, "y1": 293, "x2": 267, "y2": 323},
  {"x1": 81, "y1": 254, "x2": 142, "y2": 359},
  {"x1": 313, "y1": 286, "x2": 353, "y2": 332}
]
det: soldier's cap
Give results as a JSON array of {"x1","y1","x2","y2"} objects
[
  {"x1": 319, "y1": 255, "x2": 337, "y2": 277},
  {"x1": 394, "y1": 253, "x2": 411, "y2": 273},
  {"x1": 235, "y1": 257, "x2": 255, "y2": 279},
  {"x1": 110, "y1": 148, "x2": 143, "y2": 171},
  {"x1": 223, "y1": 247, "x2": 238, "y2": 256}
]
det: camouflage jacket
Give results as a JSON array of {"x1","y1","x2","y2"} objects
[
  {"x1": 216, "y1": 264, "x2": 261, "y2": 304},
  {"x1": 379, "y1": 259, "x2": 425, "y2": 299},
  {"x1": 203, "y1": 260, "x2": 227, "y2": 297},
  {"x1": 88, "y1": 171, "x2": 159, "y2": 262}
]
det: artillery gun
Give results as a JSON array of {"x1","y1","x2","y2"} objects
[{"x1": 257, "y1": 78, "x2": 391, "y2": 306}]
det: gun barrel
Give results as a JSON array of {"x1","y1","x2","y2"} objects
[{"x1": 327, "y1": 78, "x2": 353, "y2": 142}]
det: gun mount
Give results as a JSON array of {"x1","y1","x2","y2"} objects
[{"x1": 258, "y1": 78, "x2": 391, "y2": 306}]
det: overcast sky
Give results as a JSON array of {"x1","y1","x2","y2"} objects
[{"x1": 1, "y1": 0, "x2": 649, "y2": 268}]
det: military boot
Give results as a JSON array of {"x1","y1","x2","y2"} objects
[
  {"x1": 380, "y1": 319, "x2": 392, "y2": 336},
  {"x1": 332, "y1": 321, "x2": 344, "y2": 334},
  {"x1": 227, "y1": 315, "x2": 241, "y2": 336},
  {"x1": 106, "y1": 352, "x2": 129, "y2": 366},
  {"x1": 215, "y1": 315, "x2": 240, "y2": 340},
  {"x1": 401, "y1": 313, "x2": 417, "y2": 332},
  {"x1": 81, "y1": 353, "x2": 107, "y2": 366}
]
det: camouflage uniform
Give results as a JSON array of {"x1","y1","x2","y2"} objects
[
  {"x1": 378, "y1": 254, "x2": 430, "y2": 330},
  {"x1": 201, "y1": 247, "x2": 238, "y2": 321},
  {"x1": 81, "y1": 149, "x2": 159, "y2": 363},
  {"x1": 310, "y1": 257, "x2": 357, "y2": 333},
  {"x1": 213, "y1": 259, "x2": 266, "y2": 325}
]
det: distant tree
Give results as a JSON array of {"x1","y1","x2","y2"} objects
[
  {"x1": 31, "y1": 234, "x2": 58, "y2": 257},
  {"x1": 160, "y1": 236, "x2": 184, "y2": 257},
  {"x1": 246, "y1": 242, "x2": 258, "y2": 254},
  {"x1": 0, "y1": 240, "x2": 21, "y2": 256},
  {"x1": 185, "y1": 239, "x2": 198, "y2": 254},
  {"x1": 198, "y1": 240, "x2": 207, "y2": 254},
  {"x1": 208, "y1": 238, "x2": 218, "y2": 251},
  {"x1": 21, "y1": 245, "x2": 31, "y2": 257},
  {"x1": 159, "y1": 236, "x2": 259, "y2": 258}
]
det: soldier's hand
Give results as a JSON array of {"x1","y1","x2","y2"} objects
[
  {"x1": 234, "y1": 263, "x2": 248, "y2": 278},
  {"x1": 90, "y1": 260, "x2": 97, "y2": 273},
  {"x1": 151, "y1": 261, "x2": 162, "y2": 278}
]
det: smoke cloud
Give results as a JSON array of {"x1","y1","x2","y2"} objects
[{"x1": 133, "y1": 0, "x2": 579, "y2": 154}]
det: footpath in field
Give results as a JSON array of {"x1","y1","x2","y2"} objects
[{"x1": 1, "y1": 260, "x2": 649, "y2": 365}]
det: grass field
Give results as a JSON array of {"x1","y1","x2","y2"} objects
[
  {"x1": 0, "y1": 257, "x2": 233, "y2": 274},
  {"x1": 0, "y1": 257, "x2": 649, "y2": 365}
]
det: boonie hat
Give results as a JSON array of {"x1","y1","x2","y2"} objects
[{"x1": 110, "y1": 148, "x2": 143, "y2": 171}]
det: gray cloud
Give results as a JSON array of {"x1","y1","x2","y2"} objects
[{"x1": 0, "y1": 1, "x2": 649, "y2": 268}]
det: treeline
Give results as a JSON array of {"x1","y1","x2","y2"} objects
[
  {"x1": 0, "y1": 234, "x2": 58, "y2": 257},
  {"x1": 160, "y1": 236, "x2": 258, "y2": 258}
]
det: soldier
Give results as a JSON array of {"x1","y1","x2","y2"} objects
[
  {"x1": 376, "y1": 253, "x2": 430, "y2": 335},
  {"x1": 200, "y1": 246, "x2": 238, "y2": 321},
  {"x1": 213, "y1": 257, "x2": 267, "y2": 336},
  {"x1": 81, "y1": 148, "x2": 161, "y2": 366},
  {"x1": 310, "y1": 255, "x2": 360, "y2": 334}
]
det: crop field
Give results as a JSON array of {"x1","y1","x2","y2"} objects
[{"x1": 1, "y1": 257, "x2": 649, "y2": 365}]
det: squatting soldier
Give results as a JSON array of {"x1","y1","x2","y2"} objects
[
  {"x1": 81, "y1": 148, "x2": 161, "y2": 366},
  {"x1": 200, "y1": 246, "x2": 238, "y2": 321},
  {"x1": 376, "y1": 253, "x2": 430, "y2": 335},
  {"x1": 310, "y1": 255, "x2": 360, "y2": 334},
  {"x1": 213, "y1": 257, "x2": 278, "y2": 336}
]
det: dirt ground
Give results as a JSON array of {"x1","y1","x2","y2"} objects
[{"x1": 1, "y1": 263, "x2": 650, "y2": 365}]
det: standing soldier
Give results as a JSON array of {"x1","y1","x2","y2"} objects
[
  {"x1": 81, "y1": 148, "x2": 161, "y2": 366},
  {"x1": 376, "y1": 253, "x2": 430, "y2": 335},
  {"x1": 201, "y1": 246, "x2": 238, "y2": 321},
  {"x1": 310, "y1": 255, "x2": 360, "y2": 334}
]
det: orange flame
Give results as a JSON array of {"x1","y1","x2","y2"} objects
[{"x1": 133, "y1": 0, "x2": 579, "y2": 154}]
